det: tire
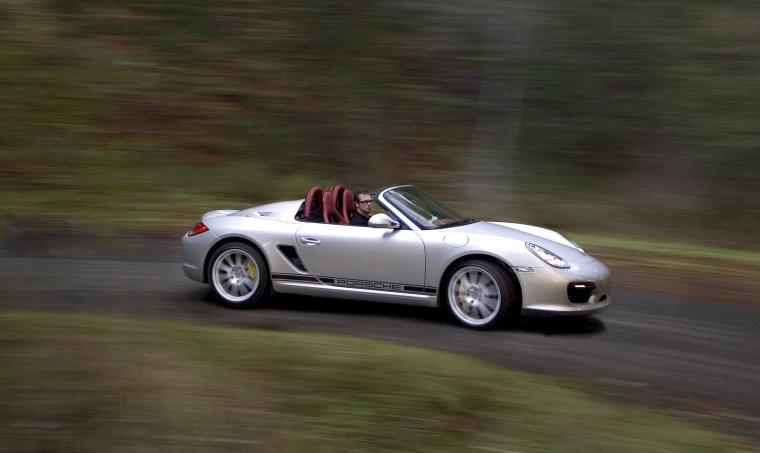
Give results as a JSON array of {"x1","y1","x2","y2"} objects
[
  {"x1": 207, "y1": 242, "x2": 270, "y2": 308},
  {"x1": 444, "y1": 260, "x2": 518, "y2": 329}
]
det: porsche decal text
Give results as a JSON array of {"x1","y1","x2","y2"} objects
[{"x1": 334, "y1": 279, "x2": 403, "y2": 291}]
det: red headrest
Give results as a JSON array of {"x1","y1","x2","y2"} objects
[
  {"x1": 342, "y1": 189, "x2": 355, "y2": 221},
  {"x1": 304, "y1": 186, "x2": 324, "y2": 222},
  {"x1": 323, "y1": 190, "x2": 349, "y2": 224}
]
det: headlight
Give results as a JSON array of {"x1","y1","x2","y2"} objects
[{"x1": 526, "y1": 243, "x2": 570, "y2": 269}]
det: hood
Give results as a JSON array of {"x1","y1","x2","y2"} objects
[
  {"x1": 488, "y1": 222, "x2": 580, "y2": 249},
  {"x1": 451, "y1": 221, "x2": 596, "y2": 264}
]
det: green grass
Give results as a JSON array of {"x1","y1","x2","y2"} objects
[
  {"x1": 0, "y1": 311, "x2": 753, "y2": 453},
  {"x1": 575, "y1": 233, "x2": 760, "y2": 269},
  {"x1": 576, "y1": 236, "x2": 760, "y2": 264}
]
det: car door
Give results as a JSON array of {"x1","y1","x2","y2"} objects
[{"x1": 294, "y1": 222, "x2": 425, "y2": 288}]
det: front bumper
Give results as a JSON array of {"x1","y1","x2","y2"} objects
[{"x1": 516, "y1": 259, "x2": 612, "y2": 316}]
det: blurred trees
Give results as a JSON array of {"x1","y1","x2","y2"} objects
[{"x1": 0, "y1": 0, "x2": 757, "y2": 246}]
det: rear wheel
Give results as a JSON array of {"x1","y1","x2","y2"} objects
[
  {"x1": 208, "y1": 242, "x2": 270, "y2": 308},
  {"x1": 444, "y1": 260, "x2": 517, "y2": 329}
]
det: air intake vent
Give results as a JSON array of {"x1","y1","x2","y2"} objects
[
  {"x1": 277, "y1": 246, "x2": 307, "y2": 272},
  {"x1": 567, "y1": 282, "x2": 596, "y2": 304}
]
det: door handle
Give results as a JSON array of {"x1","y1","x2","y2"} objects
[{"x1": 299, "y1": 236, "x2": 322, "y2": 246}]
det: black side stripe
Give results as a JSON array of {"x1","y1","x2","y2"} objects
[
  {"x1": 271, "y1": 274, "x2": 436, "y2": 295},
  {"x1": 271, "y1": 273, "x2": 320, "y2": 283}
]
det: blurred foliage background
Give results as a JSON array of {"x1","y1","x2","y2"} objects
[{"x1": 1, "y1": 0, "x2": 758, "y2": 248}]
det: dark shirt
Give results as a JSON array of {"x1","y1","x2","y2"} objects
[{"x1": 350, "y1": 212, "x2": 370, "y2": 227}]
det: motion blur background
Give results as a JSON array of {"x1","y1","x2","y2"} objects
[
  {"x1": 1, "y1": 0, "x2": 758, "y2": 249},
  {"x1": 3, "y1": 3, "x2": 760, "y2": 451}
]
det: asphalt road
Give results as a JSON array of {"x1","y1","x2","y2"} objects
[{"x1": 1, "y1": 230, "x2": 759, "y2": 448}]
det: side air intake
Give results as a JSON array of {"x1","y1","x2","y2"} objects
[{"x1": 278, "y1": 246, "x2": 307, "y2": 272}]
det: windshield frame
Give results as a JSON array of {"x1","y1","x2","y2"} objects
[{"x1": 377, "y1": 185, "x2": 473, "y2": 230}]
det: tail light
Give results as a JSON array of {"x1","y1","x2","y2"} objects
[{"x1": 188, "y1": 222, "x2": 209, "y2": 236}]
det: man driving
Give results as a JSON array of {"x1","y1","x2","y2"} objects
[{"x1": 350, "y1": 190, "x2": 372, "y2": 227}]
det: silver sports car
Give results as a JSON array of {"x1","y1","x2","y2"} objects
[{"x1": 182, "y1": 185, "x2": 611, "y2": 329}]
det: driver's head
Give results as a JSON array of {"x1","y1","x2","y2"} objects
[{"x1": 354, "y1": 190, "x2": 372, "y2": 216}]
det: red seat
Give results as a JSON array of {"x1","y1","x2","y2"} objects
[
  {"x1": 323, "y1": 190, "x2": 348, "y2": 224},
  {"x1": 329, "y1": 184, "x2": 346, "y2": 198},
  {"x1": 303, "y1": 185, "x2": 353, "y2": 224},
  {"x1": 304, "y1": 186, "x2": 324, "y2": 222},
  {"x1": 341, "y1": 189, "x2": 355, "y2": 222}
]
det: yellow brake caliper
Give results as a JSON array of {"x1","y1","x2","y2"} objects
[
  {"x1": 247, "y1": 262, "x2": 257, "y2": 280},
  {"x1": 459, "y1": 280, "x2": 468, "y2": 312}
]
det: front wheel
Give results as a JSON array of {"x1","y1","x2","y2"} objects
[
  {"x1": 444, "y1": 260, "x2": 518, "y2": 329},
  {"x1": 208, "y1": 242, "x2": 270, "y2": 308}
]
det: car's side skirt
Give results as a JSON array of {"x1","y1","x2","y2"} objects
[{"x1": 271, "y1": 273, "x2": 439, "y2": 307}]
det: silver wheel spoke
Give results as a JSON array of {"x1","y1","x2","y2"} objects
[
  {"x1": 448, "y1": 265, "x2": 503, "y2": 327},
  {"x1": 212, "y1": 249, "x2": 261, "y2": 303},
  {"x1": 476, "y1": 303, "x2": 493, "y2": 319}
]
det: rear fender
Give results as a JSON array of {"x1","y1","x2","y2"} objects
[{"x1": 202, "y1": 210, "x2": 238, "y2": 220}]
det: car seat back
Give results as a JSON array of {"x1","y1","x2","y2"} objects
[
  {"x1": 301, "y1": 185, "x2": 355, "y2": 224},
  {"x1": 323, "y1": 190, "x2": 350, "y2": 224},
  {"x1": 304, "y1": 186, "x2": 325, "y2": 222},
  {"x1": 341, "y1": 189, "x2": 355, "y2": 221}
]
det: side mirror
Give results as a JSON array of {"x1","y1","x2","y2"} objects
[{"x1": 368, "y1": 213, "x2": 400, "y2": 229}]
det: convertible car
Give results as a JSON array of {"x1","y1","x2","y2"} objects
[{"x1": 181, "y1": 185, "x2": 611, "y2": 329}]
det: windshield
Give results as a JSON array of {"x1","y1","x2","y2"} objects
[{"x1": 382, "y1": 186, "x2": 476, "y2": 230}]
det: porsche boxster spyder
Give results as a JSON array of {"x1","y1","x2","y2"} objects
[{"x1": 181, "y1": 185, "x2": 611, "y2": 329}]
